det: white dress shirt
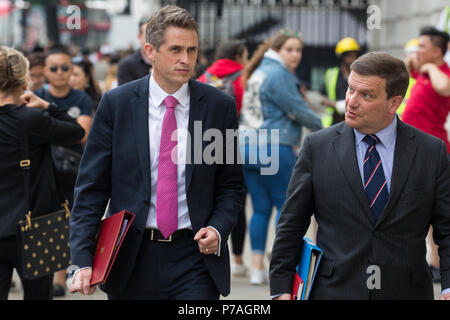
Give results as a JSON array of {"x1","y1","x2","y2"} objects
[
  {"x1": 69, "y1": 75, "x2": 223, "y2": 284},
  {"x1": 144, "y1": 73, "x2": 222, "y2": 255},
  {"x1": 145, "y1": 72, "x2": 191, "y2": 230}
]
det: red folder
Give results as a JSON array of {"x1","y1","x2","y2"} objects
[
  {"x1": 291, "y1": 273, "x2": 304, "y2": 300},
  {"x1": 90, "y1": 210, "x2": 135, "y2": 286}
]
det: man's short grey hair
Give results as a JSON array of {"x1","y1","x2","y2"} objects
[{"x1": 145, "y1": 5, "x2": 198, "y2": 50}]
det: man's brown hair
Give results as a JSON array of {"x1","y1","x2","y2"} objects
[
  {"x1": 145, "y1": 5, "x2": 198, "y2": 50},
  {"x1": 350, "y1": 52, "x2": 409, "y2": 99},
  {"x1": 242, "y1": 30, "x2": 302, "y2": 89}
]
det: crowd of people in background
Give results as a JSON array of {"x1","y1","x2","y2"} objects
[{"x1": 0, "y1": 4, "x2": 449, "y2": 300}]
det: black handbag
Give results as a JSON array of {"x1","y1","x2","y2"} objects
[
  {"x1": 51, "y1": 144, "x2": 81, "y2": 176},
  {"x1": 16, "y1": 106, "x2": 72, "y2": 281}
]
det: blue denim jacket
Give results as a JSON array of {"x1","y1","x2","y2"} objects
[{"x1": 243, "y1": 55, "x2": 322, "y2": 147}]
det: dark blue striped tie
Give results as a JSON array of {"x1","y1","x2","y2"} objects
[{"x1": 363, "y1": 135, "x2": 389, "y2": 221}]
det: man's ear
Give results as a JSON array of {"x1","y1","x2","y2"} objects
[
  {"x1": 144, "y1": 43, "x2": 155, "y2": 62},
  {"x1": 431, "y1": 45, "x2": 443, "y2": 60},
  {"x1": 389, "y1": 95, "x2": 403, "y2": 115}
]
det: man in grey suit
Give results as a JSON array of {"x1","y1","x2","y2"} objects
[{"x1": 270, "y1": 52, "x2": 450, "y2": 300}]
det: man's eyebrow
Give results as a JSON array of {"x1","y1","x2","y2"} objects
[
  {"x1": 348, "y1": 84, "x2": 376, "y2": 94},
  {"x1": 167, "y1": 44, "x2": 198, "y2": 49},
  {"x1": 355, "y1": 87, "x2": 376, "y2": 91}
]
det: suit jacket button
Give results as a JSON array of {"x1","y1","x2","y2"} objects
[{"x1": 144, "y1": 200, "x2": 149, "y2": 206}]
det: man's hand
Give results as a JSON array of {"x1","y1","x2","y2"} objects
[
  {"x1": 440, "y1": 292, "x2": 450, "y2": 300},
  {"x1": 68, "y1": 267, "x2": 97, "y2": 295},
  {"x1": 419, "y1": 62, "x2": 437, "y2": 75},
  {"x1": 320, "y1": 97, "x2": 336, "y2": 108},
  {"x1": 273, "y1": 293, "x2": 291, "y2": 300},
  {"x1": 194, "y1": 227, "x2": 219, "y2": 255},
  {"x1": 405, "y1": 53, "x2": 420, "y2": 73},
  {"x1": 419, "y1": 62, "x2": 450, "y2": 97}
]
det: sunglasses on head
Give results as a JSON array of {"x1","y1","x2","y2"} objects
[
  {"x1": 280, "y1": 29, "x2": 301, "y2": 38},
  {"x1": 49, "y1": 65, "x2": 70, "y2": 73}
]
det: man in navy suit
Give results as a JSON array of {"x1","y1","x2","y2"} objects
[{"x1": 68, "y1": 5, "x2": 244, "y2": 299}]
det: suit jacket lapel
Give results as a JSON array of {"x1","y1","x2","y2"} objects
[
  {"x1": 333, "y1": 123, "x2": 375, "y2": 224},
  {"x1": 130, "y1": 75, "x2": 151, "y2": 196},
  {"x1": 186, "y1": 79, "x2": 207, "y2": 192},
  {"x1": 376, "y1": 120, "x2": 417, "y2": 226}
]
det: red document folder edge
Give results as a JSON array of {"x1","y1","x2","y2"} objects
[
  {"x1": 90, "y1": 210, "x2": 135, "y2": 286},
  {"x1": 291, "y1": 273, "x2": 304, "y2": 300}
]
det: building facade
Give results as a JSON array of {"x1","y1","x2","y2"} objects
[{"x1": 368, "y1": 0, "x2": 448, "y2": 57}]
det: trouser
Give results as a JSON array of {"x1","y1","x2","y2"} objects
[
  {"x1": 107, "y1": 230, "x2": 220, "y2": 300},
  {"x1": 230, "y1": 187, "x2": 247, "y2": 256},
  {"x1": 242, "y1": 144, "x2": 297, "y2": 254},
  {"x1": 0, "y1": 235, "x2": 53, "y2": 300}
]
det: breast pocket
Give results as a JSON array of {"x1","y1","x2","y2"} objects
[
  {"x1": 402, "y1": 190, "x2": 427, "y2": 201},
  {"x1": 399, "y1": 190, "x2": 433, "y2": 207},
  {"x1": 397, "y1": 189, "x2": 433, "y2": 226}
]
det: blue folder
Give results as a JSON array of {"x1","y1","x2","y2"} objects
[{"x1": 295, "y1": 237, "x2": 323, "y2": 300}]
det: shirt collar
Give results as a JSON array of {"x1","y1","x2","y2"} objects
[
  {"x1": 354, "y1": 116, "x2": 397, "y2": 149},
  {"x1": 264, "y1": 49, "x2": 286, "y2": 68},
  {"x1": 149, "y1": 72, "x2": 189, "y2": 109}
]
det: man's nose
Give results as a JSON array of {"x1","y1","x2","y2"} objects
[
  {"x1": 180, "y1": 50, "x2": 190, "y2": 64},
  {"x1": 346, "y1": 92, "x2": 359, "y2": 109}
]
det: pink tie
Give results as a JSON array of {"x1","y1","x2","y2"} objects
[{"x1": 156, "y1": 95, "x2": 179, "y2": 238}]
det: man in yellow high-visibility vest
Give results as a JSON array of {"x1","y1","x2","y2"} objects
[
  {"x1": 321, "y1": 37, "x2": 360, "y2": 127},
  {"x1": 437, "y1": 6, "x2": 450, "y2": 65},
  {"x1": 397, "y1": 39, "x2": 418, "y2": 119}
]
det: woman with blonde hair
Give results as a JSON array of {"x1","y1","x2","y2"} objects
[
  {"x1": 239, "y1": 31, "x2": 323, "y2": 285},
  {"x1": 0, "y1": 46, "x2": 84, "y2": 300}
]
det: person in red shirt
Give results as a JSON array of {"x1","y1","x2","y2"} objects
[
  {"x1": 402, "y1": 26, "x2": 450, "y2": 154},
  {"x1": 197, "y1": 40, "x2": 248, "y2": 115},
  {"x1": 402, "y1": 26, "x2": 450, "y2": 286}
]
